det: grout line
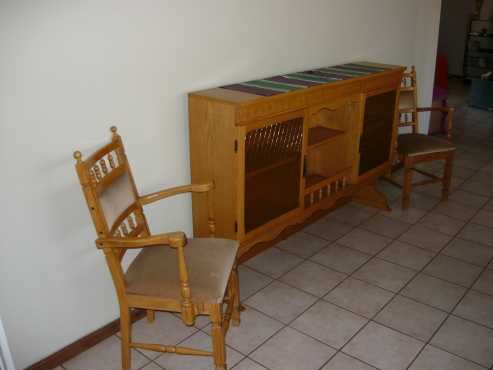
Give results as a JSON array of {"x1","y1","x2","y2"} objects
[{"x1": 405, "y1": 171, "x2": 493, "y2": 369}]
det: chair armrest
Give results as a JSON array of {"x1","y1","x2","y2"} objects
[
  {"x1": 96, "y1": 231, "x2": 186, "y2": 249},
  {"x1": 416, "y1": 106, "x2": 455, "y2": 114},
  {"x1": 139, "y1": 182, "x2": 213, "y2": 205},
  {"x1": 416, "y1": 106, "x2": 455, "y2": 140}
]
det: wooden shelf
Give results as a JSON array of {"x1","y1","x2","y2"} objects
[
  {"x1": 308, "y1": 126, "x2": 345, "y2": 148},
  {"x1": 304, "y1": 173, "x2": 326, "y2": 188},
  {"x1": 246, "y1": 155, "x2": 299, "y2": 178}
]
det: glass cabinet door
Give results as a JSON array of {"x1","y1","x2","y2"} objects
[
  {"x1": 244, "y1": 116, "x2": 304, "y2": 233},
  {"x1": 359, "y1": 90, "x2": 397, "y2": 175}
]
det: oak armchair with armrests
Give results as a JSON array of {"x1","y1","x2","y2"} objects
[
  {"x1": 74, "y1": 127, "x2": 241, "y2": 370},
  {"x1": 395, "y1": 66, "x2": 456, "y2": 209}
]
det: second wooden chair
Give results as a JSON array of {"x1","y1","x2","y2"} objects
[{"x1": 395, "y1": 66, "x2": 456, "y2": 209}]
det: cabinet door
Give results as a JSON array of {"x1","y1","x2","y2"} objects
[
  {"x1": 244, "y1": 115, "x2": 304, "y2": 233},
  {"x1": 359, "y1": 90, "x2": 396, "y2": 175}
]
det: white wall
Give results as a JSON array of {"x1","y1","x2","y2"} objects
[
  {"x1": 0, "y1": 1, "x2": 441, "y2": 367},
  {"x1": 438, "y1": 0, "x2": 475, "y2": 76}
]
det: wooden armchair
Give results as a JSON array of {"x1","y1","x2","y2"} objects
[
  {"x1": 395, "y1": 66, "x2": 456, "y2": 209},
  {"x1": 74, "y1": 127, "x2": 241, "y2": 370}
]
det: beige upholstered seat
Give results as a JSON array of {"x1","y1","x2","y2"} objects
[
  {"x1": 398, "y1": 133, "x2": 455, "y2": 157},
  {"x1": 126, "y1": 238, "x2": 238, "y2": 303}
]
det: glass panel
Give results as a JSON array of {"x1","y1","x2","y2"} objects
[
  {"x1": 359, "y1": 90, "x2": 396, "y2": 175},
  {"x1": 244, "y1": 117, "x2": 303, "y2": 233}
]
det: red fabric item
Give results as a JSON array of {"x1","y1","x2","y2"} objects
[{"x1": 435, "y1": 55, "x2": 448, "y2": 93}]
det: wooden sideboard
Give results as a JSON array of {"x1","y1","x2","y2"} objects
[{"x1": 188, "y1": 62, "x2": 404, "y2": 259}]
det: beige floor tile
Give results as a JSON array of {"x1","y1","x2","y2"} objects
[
  {"x1": 291, "y1": 301, "x2": 367, "y2": 349},
  {"x1": 352, "y1": 258, "x2": 415, "y2": 292},
  {"x1": 343, "y1": 322, "x2": 424, "y2": 370},
  {"x1": 276, "y1": 232, "x2": 328, "y2": 258},
  {"x1": 471, "y1": 209, "x2": 493, "y2": 229},
  {"x1": 484, "y1": 199, "x2": 493, "y2": 212},
  {"x1": 64, "y1": 336, "x2": 150, "y2": 370},
  {"x1": 402, "y1": 273, "x2": 467, "y2": 312},
  {"x1": 328, "y1": 202, "x2": 376, "y2": 226},
  {"x1": 473, "y1": 270, "x2": 493, "y2": 296},
  {"x1": 238, "y1": 265, "x2": 273, "y2": 301},
  {"x1": 304, "y1": 218, "x2": 353, "y2": 241},
  {"x1": 245, "y1": 281, "x2": 317, "y2": 324},
  {"x1": 417, "y1": 178, "x2": 463, "y2": 198},
  {"x1": 321, "y1": 352, "x2": 378, "y2": 370},
  {"x1": 361, "y1": 214, "x2": 411, "y2": 238},
  {"x1": 130, "y1": 312, "x2": 197, "y2": 359},
  {"x1": 250, "y1": 327, "x2": 335, "y2": 370},
  {"x1": 454, "y1": 290, "x2": 493, "y2": 329},
  {"x1": 399, "y1": 224, "x2": 452, "y2": 252},
  {"x1": 405, "y1": 193, "x2": 441, "y2": 211},
  {"x1": 460, "y1": 179, "x2": 493, "y2": 197},
  {"x1": 378, "y1": 241, "x2": 435, "y2": 271},
  {"x1": 245, "y1": 248, "x2": 303, "y2": 278},
  {"x1": 459, "y1": 223, "x2": 493, "y2": 247},
  {"x1": 375, "y1": 296, "x2": 447, "y2": 341},
  {"x1": 409, "y1": 345, "x2": 487, "y2": 370},
  {"x1": 433, "y1": 200, "x2": 478, "y2": 221},
  {"x1": 280, "y1": 260, "x2": 346, "y2": 297},
  {"x1": 451, "y1": 165, "x2": 477, "y2": 179},
  {"x1": 377, "y1": 181, "x2": 402, "y2": 202},
  {"x1": 232, "y1": 358, "x2": 268, "y2": 370},
  {"x1": 310, "y1": 244, "x2": 370, "y2": 274},
  {"x1": 455, "y1": 157, "x2": 486, "y2": 170},
  {"x1": 442, "y1": 238, "x2": 493, "y2": 267},
  {"x1": 424, "y1": 255, "x2": 482, "y2": 287},
  {"x1": 140, "y1": 363, "x2": 164, "y2": 370},
  {"x1": 431, "y1": 316, "x2": 493, "y2": 368},
  {"x1": 381, "y1": 202, "x2": 427, "y2": 224},
  {"x1": 419, "y1": 212, "x2": 466, "y2": 236},
  {"x1": 156, "y1": 331, "x2": 243, "y2": 370},
  {"x1": 224, "y1": 307, "x2": 283, "y2": 354},
  {"x1": 449, "y1": 190, "x2": 489, "y2": 208},
  {"x1": 324, "y1": 277, "x2": 394, "y2": 318},
  {"x1": 338, "y1": 228, "x2": 391, "y2": 255}
]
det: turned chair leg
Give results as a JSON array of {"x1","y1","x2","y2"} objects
[
  {"x1": 120, "y1": 307, "x2": 131, "y2": 370},
  {"x1": 442, "y1": 152, "x2": 454, "y2": 201},
  {"x1": 211, "y1": 304, "x2": 227, "y2": 370},
  {"x1": 231, "y1": 266, "x2": 241, "y2": 326},
  {"x1": 146, "y1": 309, "x2": 155, "y2": 323},
  {"x1": 402, "y1": 156, "x2": 414, "y2": 210}
]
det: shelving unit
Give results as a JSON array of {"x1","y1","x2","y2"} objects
[
  {"x1": 464, "y1": 19, "x2": 493, "y2": 79},
  {"x1": 188, "y1": 61, "x2": 404, "y2": 259}
]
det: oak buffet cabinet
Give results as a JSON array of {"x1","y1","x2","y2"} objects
[{"x1": 188, "y1": 62, "x2": 404, "y2": 258}]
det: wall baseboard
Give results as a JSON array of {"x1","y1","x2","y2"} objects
[{"x1": 25, "y1": 310, "x2": 145, "y2": 370}]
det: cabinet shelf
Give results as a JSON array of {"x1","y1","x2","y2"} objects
[
  {"x1": 308, "y1": 126, "x2": 345, "y2": 149},
  {"x1": 246, "y1": 155, "x2": 299, "y2": 178},
  {"x1": 305, "y1": 173, "x2": 326, "y2": 188}
]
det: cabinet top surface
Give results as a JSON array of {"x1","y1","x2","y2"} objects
[{"x1": 189, "y1": 61, "x2": 403, "y2": 104}]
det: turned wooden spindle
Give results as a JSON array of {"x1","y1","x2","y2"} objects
[{"x1": 99, "y1": 158, "x2": 108, "y2": 174}]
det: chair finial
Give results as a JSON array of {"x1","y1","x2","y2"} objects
[
  {"x1": 110, "y1": 126, "x2": 118, "y2": 134},
  {"x1": 73, "y1": 150, "x2": 82, "y2": 162}
]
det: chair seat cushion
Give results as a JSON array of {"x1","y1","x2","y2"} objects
[
  {"x1": 398, "y1": 133, "x2": 455, "y2": 157},
  {"x1": 125, "y1": 238, "x2": 239, "y2": 303}
]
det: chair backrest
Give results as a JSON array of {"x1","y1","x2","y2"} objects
[
  {"x1": 399, "y1": 66, "x2": 419, "y2": 134},
  {"x1": 74, "y1": 127, "x2": 151, "y2": 254}
]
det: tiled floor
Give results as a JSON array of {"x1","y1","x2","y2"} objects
[{"x1": 60, "y1": 82, "x2": 493, "y2": 369}]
